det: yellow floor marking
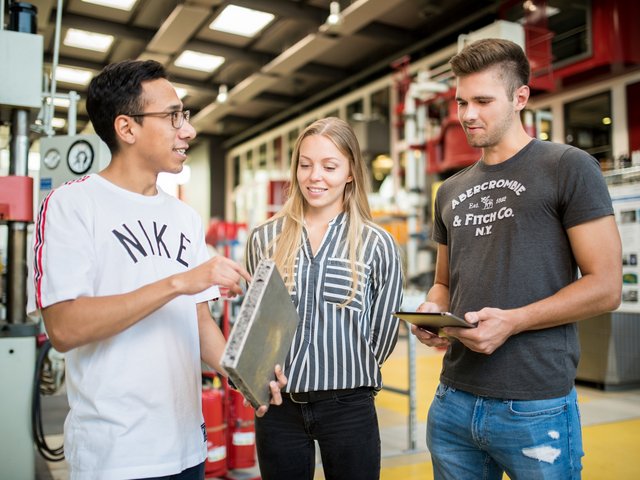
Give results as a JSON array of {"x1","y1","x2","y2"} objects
[
  {"x1": 378, "y1": 351, "x2": 443, "y2": 420},
  {"x1": 373, "y1": 346, "x2": 640, "y2": 480},
  {"x1": 582, "y1": 418, "x2": 640, "y2": 479}
]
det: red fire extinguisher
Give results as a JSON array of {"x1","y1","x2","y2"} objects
[
  {"x1": 202, "y1": 374, "x2": 227, "y2": 478},
  {"x1": 226, "y1": 388, "x2": 256, "y2": 470}
]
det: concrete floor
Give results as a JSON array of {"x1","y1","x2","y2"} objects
[{"x1": 37, "y1": 335, "x2": 640, "y2": 480}]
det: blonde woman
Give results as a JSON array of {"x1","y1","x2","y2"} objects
[{"x1": 245, "y1": 117, "x2": 403, "y2": 480}]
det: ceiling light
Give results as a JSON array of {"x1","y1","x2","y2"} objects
[
  {"x1": 52, "y1": 97, "x2": 71, "y2": 108},
  {"x1": 174, "y1": 87, "x2": 188, "y2": 99},
  {"x1": 217, "y1": 84, "x2": 228, "y2": 103},
  {"x1": 81, "y1": 0, "x2": 139, "y2": 11},
  {"x1": 64, "y1": 28, "x2": 114, "y2": 52},
  {"x1": 209, "y1": 5, "x2": 274, "y2": 37},
  {"x1": 54, "y1": 66, "x2": 94, "y2": 86},
  {"x1": 174, "y1": 50, "x2": 225, "y2": 73},
  {"x1": 51, "y1": 118, "x2": 66, "y2": 129},
  {"x1": 326, "y1": 2, "x2": 342, "y2": 26},
  {"x1": 517, "y1": 5, "x2": 560, "y2": 23}
]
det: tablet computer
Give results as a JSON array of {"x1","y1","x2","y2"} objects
[{"x1": 393, "y1": 311, "x2": 476, "y2": 333}]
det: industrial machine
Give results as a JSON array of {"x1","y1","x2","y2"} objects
[
  {"x1": 38, "y1": 133, "x2": 111, "y2": 204},
  {"x1": 0, "y1": 3, "x2": 43, "y2": 478},
  {"x1": 1, "y1": 2, "x2": 110, "y2": 477}
]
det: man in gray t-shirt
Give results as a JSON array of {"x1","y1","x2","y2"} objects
[{"x1": 411, "y1": 39, "x2": 621, "y2": 480}]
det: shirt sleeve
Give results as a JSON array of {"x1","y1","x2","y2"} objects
[
  {"x1": 557, "y1": 147, "x2": 614, "y2": 229},
  {"x1": 32, "y1": 187, "x2": 97, "y2": 310},
  {"x1": 369, "y1": 229, "x2": 403, "y2": 365}
]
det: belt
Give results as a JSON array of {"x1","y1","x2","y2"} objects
[{"x1": 285, "y1": 387, "x2": 373, "y2": 404}]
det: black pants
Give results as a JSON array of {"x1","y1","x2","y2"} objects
[{"x1": 255, "y1": 388, "x2": 380, "y2": 480}]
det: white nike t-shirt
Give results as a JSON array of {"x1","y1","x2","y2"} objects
[{"x1": 31, "y1": 174, "x2": 219, "y2": 479}]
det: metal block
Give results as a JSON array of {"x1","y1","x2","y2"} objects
[{"x1": 221, "y1": 259, "x2": 299, "y2": 409}]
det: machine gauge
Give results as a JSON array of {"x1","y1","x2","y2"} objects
[
  {"x1": 43, "y1": 149, "x2": 61, "y2": 169},
  {"x1": 67, "y1": 140, "x2": 94, "y2": 175}
]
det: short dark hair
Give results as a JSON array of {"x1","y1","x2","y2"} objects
[
  {"x1": 449, "y1": 38, "x2": 530, "y2": 98},
  {"x1": 86, "y1": 59, "x2": 167, "y2": 154}
]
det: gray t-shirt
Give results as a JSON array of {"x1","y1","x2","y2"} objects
[{"x1": 432, "y1": 139, "x2": 614, "y2": 399}]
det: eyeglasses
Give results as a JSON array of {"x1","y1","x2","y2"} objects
[{"x1": 126, "y1": 110, "x2": 191, "y2": 129}]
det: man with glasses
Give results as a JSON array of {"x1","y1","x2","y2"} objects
[{"x1": 30, "y1": 59, "x2": 285, "y2": 480}]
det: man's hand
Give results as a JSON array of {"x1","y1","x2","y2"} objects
[
  {"x1": 174, "y1": 256, "x2": 251, "y2": 297},
  {"x1": 254, "y1": 364, "x2": 287, "y2": 418},
  {"x1": 409, "y1": 301, "x2": 451, "y2": 349},
  {"x1": 440, "y1": 307, "x2": 516, "y2": 355}
]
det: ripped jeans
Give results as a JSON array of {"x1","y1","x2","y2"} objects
[{"x1": 426, "y1": 383, "x2": 583, "y2": 480}]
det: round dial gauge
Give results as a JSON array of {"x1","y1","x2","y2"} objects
[
  {"x1": 43, "y1": 149, "x2": 61, "y2": 169},
  {"x1": 67, "y1": 140, "x2": 94, "y2": 175}
]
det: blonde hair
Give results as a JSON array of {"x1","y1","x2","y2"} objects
[{"x1": 272, "y1": 117, "x2": 373, "y2": 305}]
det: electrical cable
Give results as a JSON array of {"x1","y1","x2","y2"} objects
[{"x1": 32, "y1": 339, "x2": 65, "y2": 462}]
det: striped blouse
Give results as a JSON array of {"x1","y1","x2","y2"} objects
[{"x1": 245, "y1": 212, "x2": 403, "y2": 393}]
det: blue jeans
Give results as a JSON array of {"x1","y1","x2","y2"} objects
[
  {"x1": 132, "y1": 461, "x2": 205, "y2": 480},
  {"x1": 427, "y1": 383, "x2": 583, "y2": 480},
  {"x1": 255, "y1": 388, "x2": 380, "y2": 480}
]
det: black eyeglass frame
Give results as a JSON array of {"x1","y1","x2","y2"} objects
[{"x1": 125, "y1": 110, "x2": 191, "y2": 129}]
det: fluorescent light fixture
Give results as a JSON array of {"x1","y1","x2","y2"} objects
[
  {"x1": 174, "y1": 87, "x2": 188, "y2": 99},
  {"x1": 209, "y1": 5, "x2": 274, "y2": 37},
  {"x1": 55, "y1": 66, "x2": 94, "y2": 85},
  {"x1": 64, "y1": 28, "x2": 114, "y2": 52},
  {"x1": 174, "y1": 50, "x2": 225, "y2": 73},
  {"x1": 81, "y1": 0, "x2": 138, "y2": 11},
  {"x1": 51, "y1": 118, "x2": 66, "y2": 129},
  {"x1": 52, "y1": 97, "x2": 71, "y2": 108}
]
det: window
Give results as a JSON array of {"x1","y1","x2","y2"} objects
[
  {"x1": 564, "y1": 91, "x2": 612, "y2": 168},
  {"x1": 504, "y1": 0, "x2": 591, "y2": 68},
  {"x1": 258, "y1": 143, "x2": 267, "y2": 169},
  {"x1": 347, "y1": 99, "x2": 364, "y2": 122},
  {"x1": 232, "y1": 156, "x2": 240, "y2": 188},
  {"x1": 548, "y1": 0, "x2": 591, "y2": 68},
  {"x1": 287, "y1": 129, "x2": 299, "y2": 165}
]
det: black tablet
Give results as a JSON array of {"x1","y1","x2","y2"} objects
[{"x1": 393, "y1": 311, "x2": 476, "y2": 332}]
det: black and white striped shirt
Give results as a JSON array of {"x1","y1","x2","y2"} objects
[{"x1": 245, "y1": 212, "x2": 403, "y2": 393}]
